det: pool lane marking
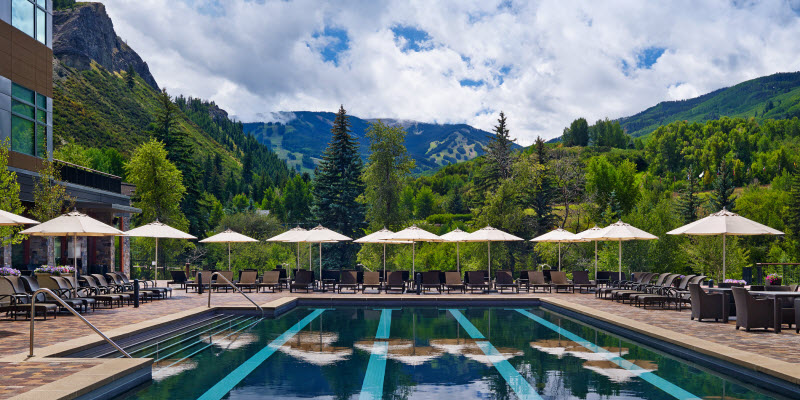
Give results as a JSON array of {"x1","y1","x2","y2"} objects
[
  {"x1": 359, "y1": 309, "x2": 393, "y2": 400},
  {"x1": 197, "y1": 309, "x2": 327, "y2": 400},
  {"x1": 514, "y1": 309, "x2": 701, "y2": 400},
  {"x1": 448, "y1": 309, "x2": 543, "y2": 400}
]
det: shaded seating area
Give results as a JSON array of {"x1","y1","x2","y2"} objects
[
  {"x1": 732, "y1": 287, "x2": 774, "y2": 331},
  {"x1": 258, "y1": 271, "x2": 282, "y2": 293}
]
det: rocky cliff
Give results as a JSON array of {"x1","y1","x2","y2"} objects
[{"x1": 52, "y1": 2, "x2": 159, "y2": 90}]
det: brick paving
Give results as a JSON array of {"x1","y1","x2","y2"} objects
[{"x1": 1, "y1": 283, "x2": 800, "y2": 399}]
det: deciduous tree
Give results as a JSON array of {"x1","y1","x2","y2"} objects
[{"x1": 363, "y1": 120, "x2": 415, "y2": 230}]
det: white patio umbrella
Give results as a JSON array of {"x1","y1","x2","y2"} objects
[
  {"x1": 298, "y1": 225, "x2": 352, "y2": 284},
  {"x1": 0, "y1": 209, "x2": 39, "y2": 226},
  {"x1": 462, "y1": 226, "x2": 524, "y2": 278},
  {"x1": 439, "y1": 228, "x2": 471, "y2": 273},
  {"x1": 267, "y1": 226, "x2": 307, "y2": 276},
  {"x1": 666, "y1": 208, "x2": 783, "y2": 280},
  {"x1": 124, "y1": 220, "x2": 196, "y2": 280},
  {"x1": 21, "y1": 210, "x2": 123, "y2": 295},
  {"x1": 530, "y1": 228, "x2": 587, "y2": 271},
  {"x1": 354, "y1": 228, "x2": 411, "y2": 280},
  {"x1": 382, "y1": 225, "x2": 441, "y2": 276},
  {"x1": 199, "y1": 229, "x2": 258, "y2": 270},
  {"x1": 577, "y1": 225, "x2": 604, "y2": 278},
  {"x1": 592, "y1": 221, "x2": 658, "y2": 277}
]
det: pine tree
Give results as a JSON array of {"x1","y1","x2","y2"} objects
[
  {"x1": 126, "y1": 64, "x2": 136, "y2": 89},
  {"x1": 709, "y1": 161, "x2": 736, "y2": 212},
  {"x1": 786, "y1": 172, "x2": 800, "y2": 237},
  {"x1": 313, "y1": 105, "x2": 366, "y2": 268},
  {"x1": 481, "y1": 111, "x2": 516, "y2": 191},
  {"x1": 676, "y1": 165, "x2": 700, "y2": 223},
  {"x1": 530, "y1": 137, "x2": 557, "y2": 235}
]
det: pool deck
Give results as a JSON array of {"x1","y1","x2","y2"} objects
[{"x1": 1, "y1": 285, "x2": 800, "y2": 399}]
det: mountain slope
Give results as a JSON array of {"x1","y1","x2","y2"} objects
[
  {"x1": 244, "y1": 112, "x2": 515, "y2": 173},
  {"x1": 619, "y1": 71, "x2": 800, "y2": 138}
]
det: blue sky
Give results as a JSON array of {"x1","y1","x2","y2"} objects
[{"x1": 103, "y1": 0, "x2": 800, "y2": 144}]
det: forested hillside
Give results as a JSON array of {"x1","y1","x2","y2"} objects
[{"x1": 619, "y1": 71, "x2": 800, "y2": 137}]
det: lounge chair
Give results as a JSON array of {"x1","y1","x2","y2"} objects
[
  {"x1": 38, "y1": 275, "x2": 92, "y2": 312},
  {"x1": 572, "y1": 271, "x2": 597, "y2": 293},
  {"x1": 466, "y1": 271, "x2": 490, "y2": 293},
  {"x1": 118, "y1": 272, "x2": 172, "y2": 298},
  {"x1": 92, "y1": 274, "x2": 148, "y2": 303},
  {"x1": 687, "y1": 284, "x2": 726, "y2": 322},
  {"x1": 54, "y1": 276, "x2": 117, "y2": 309},
  {"x1": 526, "y1": 271, "x2": 552, "y2": 293},
  {"x1": 210, "y1": 271, "x2": 235, "y2": 292},
  {"x1": 732, "y1": 287, "x2": 774, "y2": 331},
  {"x1": 597, "y1": 272, "x2": 649, "y2": 298},
  {"x1": 273, "y1": 268, "x2": 289, "y2": 289},
  {"x1": 385, "y1": 271, "x2": 406, "y2": 293},
  {"x1": 83, "y1": 275, "x2": 128, "y2": 306},
  {"x1": 186, "y1": 271, "x2": 212, "y2": 293},
  {"x1": 629, "y1": 274, "x2": 681, "y2": 308},
  {"x1": 362, "y1": 272, "x2": 382, "y2": 293},
  {"x1": 112, "y1": 273, "x2": 167, "y2": 299},
  {"x1": 671, "y1": 275, "x2": 706, "y2": 310},
  {"x1": 237, "y1": 271, "x2": 259, "y2": 292},
  {"x1": 611, "y1": 273, "x2": 670, "y2": 303},
  {"x1": 258, "y1": 271, "x2": 282, "y2": 293},
  {"x1": 421, "y1": 271, "x2": 442, "y2": 293},
  {"x1": 0, "y1": 276, "x2": 57, "y2": 320},
  {"x1": 443, "y1": 272, "x2": 465, "y2": 293},
  {"x1": 549, "y1": 271, "x2": 574, "y2": 293},
  {"x1": 290, "y1": 270, "x2": 315, "y2": 293},
  {"x1": 494, "y1": 270, "x2": 519, "y2": 293},
  {"x1": 337, "y1": 270, "x2": 359, "y2": 293},
  {"x1": 167, "y1": 270, "x2": 188, "y2": 289},
  {"x1": 322, "y1": 270, "x2": 340, "y2": 292}
]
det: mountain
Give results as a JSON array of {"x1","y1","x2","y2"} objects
[
  {"x1": 51, "y1": 3, "x2": 290, "y2": 196},
  {"x1": 619, "y1": 71, "x2": 800, "y2": 138},
  {"x1": 243, "y1": 112, "x2": 516, "y2": 173}
]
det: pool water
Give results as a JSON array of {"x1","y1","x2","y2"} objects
[{"x1": 118, "y1": 307, "x2": 778, "y2": 400}]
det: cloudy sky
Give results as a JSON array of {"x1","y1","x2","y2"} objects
[{"x1": 101, "y1": 0, "x2": 800, "y2": 144}]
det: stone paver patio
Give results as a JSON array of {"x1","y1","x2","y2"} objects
[{"x1": 1, "y1": 283, "x2": 799, "y2": 399}]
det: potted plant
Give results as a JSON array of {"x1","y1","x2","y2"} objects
[
  {"x1": 0, "y1": 267, "x2": 21, "y2": 277},
  {"x1": 766, "y1": 273, "x2": 782, "y2": 286},
  {"x1": 720, "y1": 279, "x2": 746, "y2": 288},
  {"x1": 34, "y1": 265, "x2": 75, "y2": 280}
]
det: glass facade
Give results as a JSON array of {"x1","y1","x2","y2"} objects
[
  {"x1": 11, "y1": 0, "x2": 48, "y2": 45},
  {"x1": 10, "y1": 83, "x2": 50, "y2": 158}
]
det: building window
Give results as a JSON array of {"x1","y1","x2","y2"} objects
[
  {"x1": 10, "y1": 83, "x2": 49, "y2": 158},
  {"x1": 11, "y1": 0, "x2": 48, "y2": 45}
]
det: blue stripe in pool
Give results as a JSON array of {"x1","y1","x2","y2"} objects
[
  {"x1": 514, "y1": 309, "x2": 701, "y2": 400},
  {"x1": 197, "y1": 308, "x2": 327, "y2": 400},
  {"x1": 448, "y1": 309, "x2": 543, "y2": 400},
  {"x1": 359, "y1": 309, "x2": 393, "y2": 400}
]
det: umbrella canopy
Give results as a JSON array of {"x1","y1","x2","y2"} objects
[
  {"x1": 199, "y1": 229, "x2": 258, "y2": 270},
  {"x1": 125, "y1": 221, "x2": 196, "y2": 281},
  {"x1": 382, "y1": 225, "x2": 441, "y2": 276},
  {"x1": 0, "y1": 209, "x2": 38, "y2": 226},
  {"x1": 531, "y1": 228, "x2": 587, "y2": 271},
  {"x1": 354, "y1": 228, "x2": 411, "y2": 279},
  {"x1": 577, "y1": 225, "x2": 604, "y2": 277},
  {"x1": 297, "y1": 225, "x2": 352, "y2": 286},
  {"x1": 591, "y1": 221, "x2": 658, "y2": 276},
  {"x1": 266, "y1": 227, "x2": 307, "y2": 273},
  {"x1": 440, "y1": 228, "x2": 471, "y2": 273},
  {"x1": 667, "y1": 208, "x2": 783, "y2": 280},
  {"x1": 21, "y1": 211, "x2": 123, "y2": 295},
  {"x1": 462, "y1": 226, "x2": 524, "y2": 279}
]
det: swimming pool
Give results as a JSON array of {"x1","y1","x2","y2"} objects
[{"x1": 116, "y1": 307, "x2": 781, "y2": 399}]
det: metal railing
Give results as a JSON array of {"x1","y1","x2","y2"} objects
[
  {"x1": 29, "y1": 288, "x2": 131, "y2": 358},
  {"x1": 207, "y1": 272, "x2": 264, "y2": 318}
]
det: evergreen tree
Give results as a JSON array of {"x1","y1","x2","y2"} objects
[
  {"x1": 786, "y1": 172, "x2": 800, "y2": 238},
  {"x1": 709, "y1": 161, "x2": 736, "y2": 211},
  {"x1": 126, "y1": 64, "x2": 136, "y2": 89},
  {"x1": 481, "y1": 111, "x2": 516, "y2": 190},
  {"x1": 312, "y1": 105, "x2": 366, "y2": 268},
  {"x1": 676, "y1": 165, "x2": 700, "y2": 223},
  {"x1": 363, "y1": 120, "x2": 415, "y2": 230},
  {"x1": 530, "y1": 137, "x2": 557, "y2": 235}
]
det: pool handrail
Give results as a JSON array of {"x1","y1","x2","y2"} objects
[
  {"x1": 29, "y1": 288, "x2": 132, "y2": 358},
  {"x1": 207, "y1": 272, "x2": 265, "y2": 318}
]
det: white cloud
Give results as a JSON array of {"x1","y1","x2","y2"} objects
[{"x1": 100, "y1": 0, "x2": 800, "y2": 145}]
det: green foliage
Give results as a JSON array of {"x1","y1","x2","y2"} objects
[
  {"x1": 125, "y1": 139, "x2": 187, "y2": 229},
  {"x1": 202, "y1": 212, "x2": 295, "y2": 272},
  {"x1": 585, "y1": 156, "x2": 639, "y2": 221},
  {"x1": 590, "y1": 118, "x2": 631, "y2": 148},
  {"x1": 480, "y1": 111, "x2": 516, "y2": 190},
  {"x1": 561, "y1": 118, "x2": 589, "y2": 147},
  {"x1": 363, "y1": 121, "x2": 415, "y2": 230},
  {"x1": 0, "y1": 139, "x2": 25, "y2": 247},
  {"x1": 414, "y1": 186, "x2": 435, "y2": 219},
  {"x1": 282, "y1": 174, "x2": 313, "y2": 224},
  {"x1": 54, "y1": 142, "x2": 125, "y2": 176},
  {"x1": 675, "y1": 165, "x2": 700, "y2": 223},
  {"x1": 53, "y1": 0, "x2": 76, "y2": 10},
  {"x1": 31, "y1": 160, "x2": 75, "y2": 222},
  {"x1": 425, "y1": 214, "x2": 472, "y2": 225},
  {"x1": 125, "y1": 65, "x2": 136, "y2": 89},
  {"x1": 709, "y1": 161, "x2": 736, "y2": 212},
  {"x1": 313, "y1": 106, "x2": 366, "y2": 267}
]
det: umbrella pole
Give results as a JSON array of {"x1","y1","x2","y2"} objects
[
  {"x1": 594, "y1": 241, "x2": 598, "y2": 278},
  {"x1": 383, "y1": 243, "x2": 386, "y2": 283},
  {"x1": 155, "y1": 237, "x2": 159, "y2": 282},
  {"x1": 319, "y1": 243, "x2": 322, "y2": 287},
  {"x1": 722, "y1": 234, "x2": 726, "y2": 282},
  {"x1": 457, "y1": 242, "x2": 460, "y2": 274},
  {"x1": 487, "y1": 241, "x2": 491, "y2": 278},
  {"x1": 309, "y1": 243, "x2": 312, "y2": 270},
  {"x1": 558, "y1": 242, "x2": 562, "y2": 271},
  {"x1": 73, "y1": 233, "x2": 78, "y2": 297},
  {"x1": 618, "y1": 240, "x2": 622, "y2": 277},
  {"x1": 412, "y1": 242, "x2": 415, "y2": 276},
  {"x1": 228, "y1": 242, "x2": 231, "y2": 270}
]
